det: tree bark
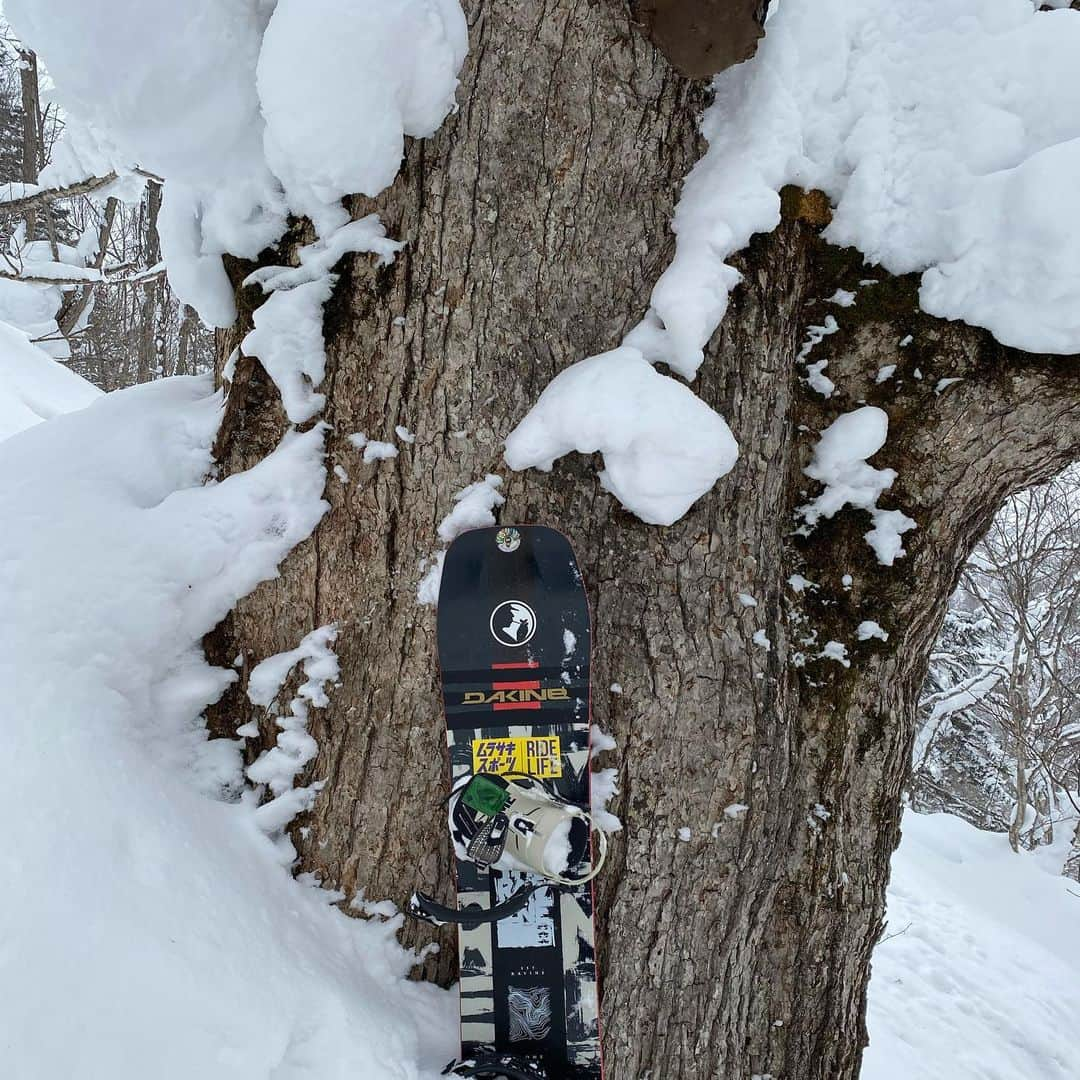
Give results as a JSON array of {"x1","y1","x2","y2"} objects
[
  {"x1": 137, "y1": 181, "x2": 163, "y2": 382},
  {"x1": 206, "y1": 4, "x2": 1080, "y2": 1078},
  {"x1": 17, "y1": 48, "x2": 43, "y2": 243}
]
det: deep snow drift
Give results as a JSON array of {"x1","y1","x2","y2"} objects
[
  {"x1": 0, "y1": 318, "x2": 100, "y2": 441},
  {"x1": 865, "y1": 811, "x2": 1080, "y2": 1080},
  {"x1": 0, "y1": 378, "x2": 456, "y2": 1079}
]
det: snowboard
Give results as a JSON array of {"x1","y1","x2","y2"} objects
[{"x1": 435, "y1": 525, "x2": 603, "y2": 1080}]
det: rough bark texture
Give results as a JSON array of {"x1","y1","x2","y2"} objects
[{"x1": 207, "y1": 4, "x2": 1080, "y2": 1078}]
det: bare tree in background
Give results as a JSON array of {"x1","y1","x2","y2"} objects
[
  {"x1": 914, "y1": 471, "x2": 1080, "y2": 860},
  {"x1": 0, "y1": 28, "x2": 214, "y2": 389}
]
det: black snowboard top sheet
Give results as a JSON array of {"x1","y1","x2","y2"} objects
[{"x1": 437, "y1": 525, "x2": 602, "y2": 1080}]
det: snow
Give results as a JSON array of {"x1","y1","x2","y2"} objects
[
  {"x1": 865, "y1": 811, "x2": 1080, "y2": 1080},
  {"x1": 542, "y1": 818, "x2": 574, "y2": 876},
  {"x1": 395, "y1": 425, "x2": 417, "y2": 444},
  {"x1": 788, "y1": 574, "x2": 814, "y2": 592},
  {"x1": 246, "y1": 216, "x2": 404, "y2": 293},
  {"x1": 799, "y1": 408, "x2": 917, "y2": 566},
  {"x1": 505, "y1": 346, "x2": 738, "y2": 526},
  {"x1": 609, "y1": 682, "x2": 623, "y2": 695},
  {"x1": 827, "y1": 289, "x2": 856, "y2": 308},
  {"x1": 857, "y1": 620, "x2": 889, "y2": 642},
  {"x1": 247, "y1": 626, "x2": 338, "y2": 709},
  {"x1": 723, "y1": 803, "x2": 750, "y2": 819},
  {"x1": 0, "y1": 374, "x2": 463, "y2": 1078},
  {"x1": 875, "y1": 365, "x2": 897, "y2": 384},
  {"x1": 798, "y1": 317, "x2": 839, "y2": 398},
  {"x1": 435, "y1": 473, "x2": 505, "y2": 543},
  {"x1": 677, "y1": 827, "x2": 692, "y2": 842},
  {"x1": 0, "y1": 234, "x2": 106, "y2": 361},
  {"x1": 590, "y1": 725, "x2": 617, "y2": 753},
  {"x1": 416, "y1": 551, "x2": 446, "y2": 607},
  {"x1": 243, "y1": 277, "x2": 334, "y2": 425},
  {"x1": 258, "y1": 0, "x2": 467, "y2": 234},
  {"x1": 737, "y1": 592, "x2": 758, "y2": 608},
  {"x1": 350, "y1": 432, "x2": 401, "y2": 464},
  {"x1": 0, "y1": 319, "x2": 101, "y2": 442},
  {"x1": 587, "y1": 726, "x2": 621, "y2": 834},
  {"x1": 416, "y1": 474, "x2": 505, "y2": 603},
  {"x1": 752, "y1": 629, "x2": 771, "y2": 650},
  {"x1": 7, "y1": 0, "x2": 466, "y2": 325},
  {"x1": 820, "y1": 640, "x2": 851, "y2": 667},
  {"x1": 639, "y1": 0, "x2": 1080, "y2": 369}
]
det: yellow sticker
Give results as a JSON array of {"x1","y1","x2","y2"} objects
[{"x1": 472, "y1": 735, "x2": 563, "y2": 779}]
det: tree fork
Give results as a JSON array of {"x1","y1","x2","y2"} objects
[{"x1": 206, "y1": 4, "x2": 1080, "y2": 1078}]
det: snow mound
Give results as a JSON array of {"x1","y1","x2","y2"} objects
[
  {"x1": 866, "y1": 811, "x2": 1080, "y2": 1080},
  {"x1": 505, "y1": 346, "x2": 738, "y2": 526},
  {"x1": 0, "y1": 319, "x2": 100, "y2": 442},
  {"x1": 644, "y1": 0, "x2": 1080, "y2": 370},
  {"x1": 0, "y1": 376, "x2": 455, "y2": 1079},
  {"x1": 7, "y1": 0, "x2": 467, "y2": 325},
  {"x1": 258, "y1": 0, "x2": 468, "y2": 233}
]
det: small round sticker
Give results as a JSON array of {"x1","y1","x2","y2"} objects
[
  {"x1": 496, "y1": 527, "x2": 521, "y2": 553},
  {"x1": 490, "y1": 600, "x2": 537, "y2": 647}
]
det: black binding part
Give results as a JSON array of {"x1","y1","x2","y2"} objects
[
  {"x1": 407, "y1": 882, "x2": 554, "y2": 927},
  {"x1": 443, "y1": 1050, "x2": 550, "y2": 1079}
]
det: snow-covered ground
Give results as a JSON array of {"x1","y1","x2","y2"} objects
[
  {"x1": 0, "y1": 318, "x2": 100, "y2": 441},
  {"x1": 0, "y1": 380, "x2": 456, "y2": 1080},
  {"x1": 0, "y1": 363, "x2": 1076, "y2": 1080},
  {"x1": 865, "y1": 811, "x2": 1080, "y2": 1080}
]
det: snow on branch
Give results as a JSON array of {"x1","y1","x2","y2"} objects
[
  {"x1": 6, "y1": 0, "x2": 468, "y2": 326},
  {"x1": 640, "y1": 0, "x2": 1080, "y2": 370},
  {"x1": 0, "y1": 170, "x2": 161, "y2": 214}
]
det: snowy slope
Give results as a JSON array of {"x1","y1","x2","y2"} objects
[
  {"x1": 0, "y1": 319, "x2": 100, "y2": 442},
  {"x1": 0, "y1": 377, "x2": 456, "y2": 1080},
  {"x1": 865, "y1": 811, "x2": 1080, "y2": 1080}
]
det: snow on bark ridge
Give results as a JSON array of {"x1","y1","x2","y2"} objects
[
  {"x1": 244, "y1": 625, "x2": 340, "y2": 861},
  {"x1": 416, "y1": 474, "x2": 505, "y2": 603},
  {"x1": 798, "y1": 407, "x2": 917, "y2": 566}
]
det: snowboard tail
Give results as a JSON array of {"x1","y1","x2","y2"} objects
[{"x1": 435, "y1": 526, "x2": 602, "y2": 1080}]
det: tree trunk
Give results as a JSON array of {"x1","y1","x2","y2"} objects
[
  {"x1": 175, "y1": 303, "x2": 199, "y2": 376},
  {"x1": 17, "y1": 48, "x2": 41, "y2": 240},
  {"x1": 137, "y1": 181, "x2": 163, "y2": 383},
  {"x1": 206, "y1": 4, "x2": 1080, "y2": 1078}
]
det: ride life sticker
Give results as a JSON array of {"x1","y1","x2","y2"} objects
[{"x1": 472, "y1": 735, "x2": 563, "y2": 779}]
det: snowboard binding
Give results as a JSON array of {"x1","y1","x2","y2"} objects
[
  {"x1": 443, "y1": 1048, "x2": 550, "y2": 1079},
  {"x1": 443, "y1": 1048, "x2": 602, "y2": 1080},
  {"x1": 408, "y1": 772, "x2": 607, "y2": 926}
]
